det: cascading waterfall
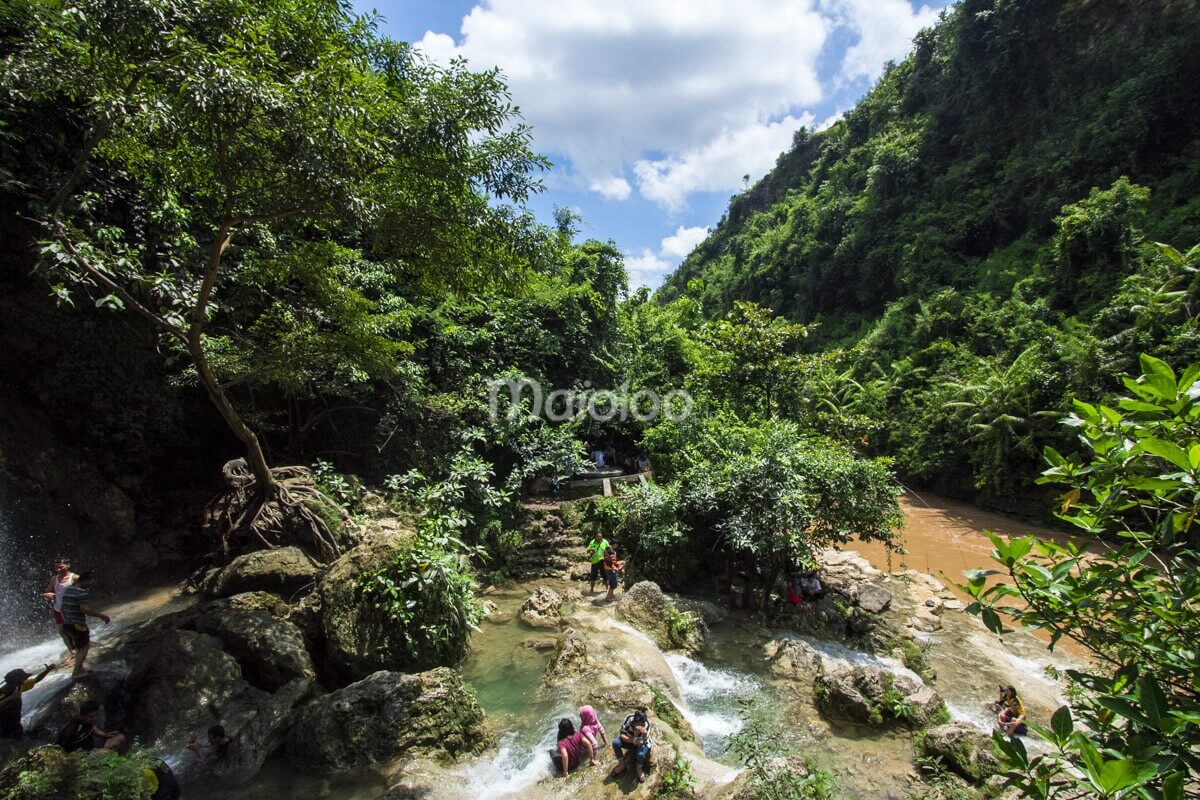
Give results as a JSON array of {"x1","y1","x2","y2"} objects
[
  {"x1": 0, "y1": 481, "x2": 58, "y2": 654},
  {"x1": 664, "y1": 653, "x2": 759, "y2": 753}
]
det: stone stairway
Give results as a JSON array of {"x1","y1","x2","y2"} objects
[{"x1": 503, "y1": 501, "x2": 591, "y2": 581}]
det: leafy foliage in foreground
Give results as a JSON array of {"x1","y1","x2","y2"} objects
[{"x1": 962, "y1": 355, "x2": 1200, "y2": 799}]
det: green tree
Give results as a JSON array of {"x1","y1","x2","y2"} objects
[
  {"x1": 963, "y1": 354, "x2": 1200, "y2": 799},
  {"x1": 2, "y1": 0, "x2": 545, "y2": 557}
]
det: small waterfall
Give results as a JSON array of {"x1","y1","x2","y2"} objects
[
  {"x1": 664, "y1": 653, "x2": 759, "y2": 755},
  {"x1": 451, "y1": 712, "x2": 561, "y2": 799}
]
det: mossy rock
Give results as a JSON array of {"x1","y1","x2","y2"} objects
[{"x1": 916, "y1": 723, "x2": 999, "y2": 784}]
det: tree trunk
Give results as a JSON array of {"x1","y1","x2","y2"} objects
[
  {"x1": 761, "y1": 562, "x2": 782, "y2": 616},
  {"x1": 189, "y1": 338, "x2": 276, "y2": 494},
  {"x1": 187, "y1": 222, "x2": 276, "y2": 495}
]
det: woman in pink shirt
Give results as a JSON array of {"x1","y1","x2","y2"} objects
[{"x1": 552, "y1": 718, "x2": 595, "y2": 780}]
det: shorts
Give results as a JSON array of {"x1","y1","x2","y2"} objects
[
  {"x1": 64, "y1": 624, "x2": 90, "y2": 649},
  {"x1": 53, "y1": 610, "x2": 65, "y2": 626},
  {"x1": 589, "y1": 561, "x2": 605, "y2": 582},
  {"x1": 607, "y1": 569, "x2": 620, "y2": 589}
]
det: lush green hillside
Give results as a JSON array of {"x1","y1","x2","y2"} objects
[{"x1": 658, "y1": 0, "x2": 1200, "y2": 509}]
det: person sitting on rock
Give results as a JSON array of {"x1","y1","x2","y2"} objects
[
  {"x1": 57, "y1": 699, "x2": 126, "y2": 752},
  {"x1": 994, "y1": 686, "x2": 1027, "y2": 736},
  {"x1": 0, "y1": 663, "x2": 56, "y2": 740},
  {"x1": 800, "y1": 569, "x2": 824, "y2": 600},
  {"x1": 187, "y1": 724, "x2": 232, "y2": 761},
  {"x1": 610, "y1": 706, "x2": 653, "y2": 784},
  {"x1": 603, "y1": 546, "x2": 623, "y2": 601},
  {"x1": 579, "y1": 705, "x2": 607, "y2": 750},
  {"x1": 550, "y1": 717, "x2": 594, "y2": 779}
]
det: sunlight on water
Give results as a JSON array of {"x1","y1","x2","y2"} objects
[{"x1": 664, "y1": 653, "x2": 760, "y2": 755}]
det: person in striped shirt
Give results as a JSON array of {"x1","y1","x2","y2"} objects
[{"x1": 58, "y1": 572, "x2": 112, "y2": 679}]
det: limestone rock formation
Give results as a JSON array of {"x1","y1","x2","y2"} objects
[
  {"x1": 917, "y1": 722, "x2": 1000, "y2": 783},
  {"x1": 286, "y1": 669, "x2": 490, "y2": 773},
  {"x1": 616, "y1": 581, "x2": 704, "y2": 652},
  {"x1": 316, "y1": 523, "x2": 411, "y2": 681},
  {"x1": 518, "y1": 586, "x2": 563, "y2": 629}
]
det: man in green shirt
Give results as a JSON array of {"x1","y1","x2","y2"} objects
[{"x1": 585, "y1": 530, "x2": 609, "y2": 594}]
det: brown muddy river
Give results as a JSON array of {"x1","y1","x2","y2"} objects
[{"x1": 855, "y1": 491, "x2": 1093, "y2": 657}]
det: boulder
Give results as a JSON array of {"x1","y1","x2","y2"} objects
[
  {"x1": 126, "y1": 629, "x2": 245, "y2": 745},
  {"x1": 853, "y1": 584, "x2": 893, "y2": 614},
  {"x1": 544, "y1": 628, "x2": 605, "y2": 686},
  {"x1": 316, "y1": 524, "x2": 412, "y2": 681},
  {"x1": 193, "y1": 593, "x2": 316, "y2": 691},
  {"x1": 765, "y1": 638, "x2": 822, "y2": 681},
  {"x1": 286, "y1": 669, "x2": 491, "y2": 773},
  {"x1": 814, "y1": 662, "x2": 945, "y2": 728},
  {"x1": 125, "y1": 629, "x2": 312, "y2": 781},
  {"x1": 917, "y1": 722, "x2": 999, "y2": 783},
  {"x1": 202, "y1": 547, "x2": 320, "y2": 599},
  {"x1": 517, "y1": 587, "x2": 563, "y2": 629},
  {"x1": 616, "y1": 581, "x2": 704, "y2": 651}
]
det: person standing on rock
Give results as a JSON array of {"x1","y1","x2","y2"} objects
[
  {"x1": 586, "y1": 530, "x2": 609, "y2": 594},
  {"x1": 610, "y1": 706, "x2": 653, "y2": 784},
  {"x1": 41, "y1": 556, "x2": 79, "y2": 666},
  {"x1": 0, "y1": 663, "x2": 57, "y2": 739},
  {"x1": 58, "y1": 572, "x2": 111, "y2": 679}
]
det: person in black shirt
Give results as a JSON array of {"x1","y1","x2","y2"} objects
[
  {"x1": 0, "y1": 664, "x2": 57, "y2": 739},
  {"x1": 57, "y1": 700, "x2": 125, "y2": 752}
]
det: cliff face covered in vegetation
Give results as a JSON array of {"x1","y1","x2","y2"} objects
[{"x1": 659, "y1": 0, "x2": 1200, "y2": 508}]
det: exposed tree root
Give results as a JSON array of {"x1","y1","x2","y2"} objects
[{"x1": 204, "y1": 458, "x2": 348, "y2": 564}]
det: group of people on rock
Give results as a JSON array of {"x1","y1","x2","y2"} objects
[
  {"x1": 551, "y1": 705, "x2": 653, "y2": 784},
  {"x1": 585, "y1": 530, "x2": 624, "y2": 601},
  {"x1": 1, "y1": 557, "x2": 113, "y2": 743},
  {"x1": 0, "y1": 556, "x2": 236, "y2": 799}
]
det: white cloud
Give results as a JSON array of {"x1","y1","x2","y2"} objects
[
  {"x1": 830, "y1": 0, "x2": 941, "y2": 83},
  {"x1": 416, "y1": 1, "x2": 941, "y2": 209},
  {"x1": 590, "y1": 175, "x2": 632, "y2": 200},
  {"x1": 626, "y1": 225, "x2": 711, "y2": 289},
  {"x1": 625, "y1": 248, "x2": 672, "y2": 290},
  {"x1": 634, "y1": 113, "x2": 813, "y2": 211},
  {"x1": 660, "y1": 225, "x2": 711, "y2": 260},
  {"x1": 416, "y1": 0, "x2": 829, "y2": 208}
]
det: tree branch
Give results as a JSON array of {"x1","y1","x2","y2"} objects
[{"x1": 49, "y1": 220, "x2": 186, "y2": 342}]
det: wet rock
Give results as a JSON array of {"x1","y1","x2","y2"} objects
[
  {"x1": 317, "y1": 523, "x2": 412, "y2": 681},
  {"x1": 543, "y1": 628, "x2": 605, "y2": 686},
  {"x1": 943, "y1": 598, "x2": 966, "y2": 612},
  {"x1": 616, "y1": 581, "x2": 704, "y2": 652},
  {"x1": 585, "y1": 680, "x2": 656, "y2": 715},
  {"x1": 518, "y1": 587, "x2": 563, "y2": 629},
  {"x1": 202, "y1": 547, "x2": 320, "y2": 600},
  {"x1": 854, "y1": 584, "x2": 893, "y2": 614},
  {"x1": 194, "y1": 593, "x2": 316, "y2": 691},
  {"x1": 125, "y1": 629, "x2": 313, "y2": 781},
  {"x1": 523, "y1": 638, "x2": 558, "y2": 652},
  {"x1": 286, "y1": 668, "x2": 491, "y2": 773},
  {"x1": 911, "y1": 609, "x2": 943, "y2": 632},
  {"x1": 814, "y1": 662, "x2": 945, "y2": 728},
  {"x1": 917, "y1": 722, "x2": 999, "y2": 783},
  {"x1": 765, "y1": 638, "x2": 822, "y2": 681}
]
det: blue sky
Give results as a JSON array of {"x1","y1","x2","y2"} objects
[{"x1": 352, "y1": 0, "x2": 953, "y2": 288}]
